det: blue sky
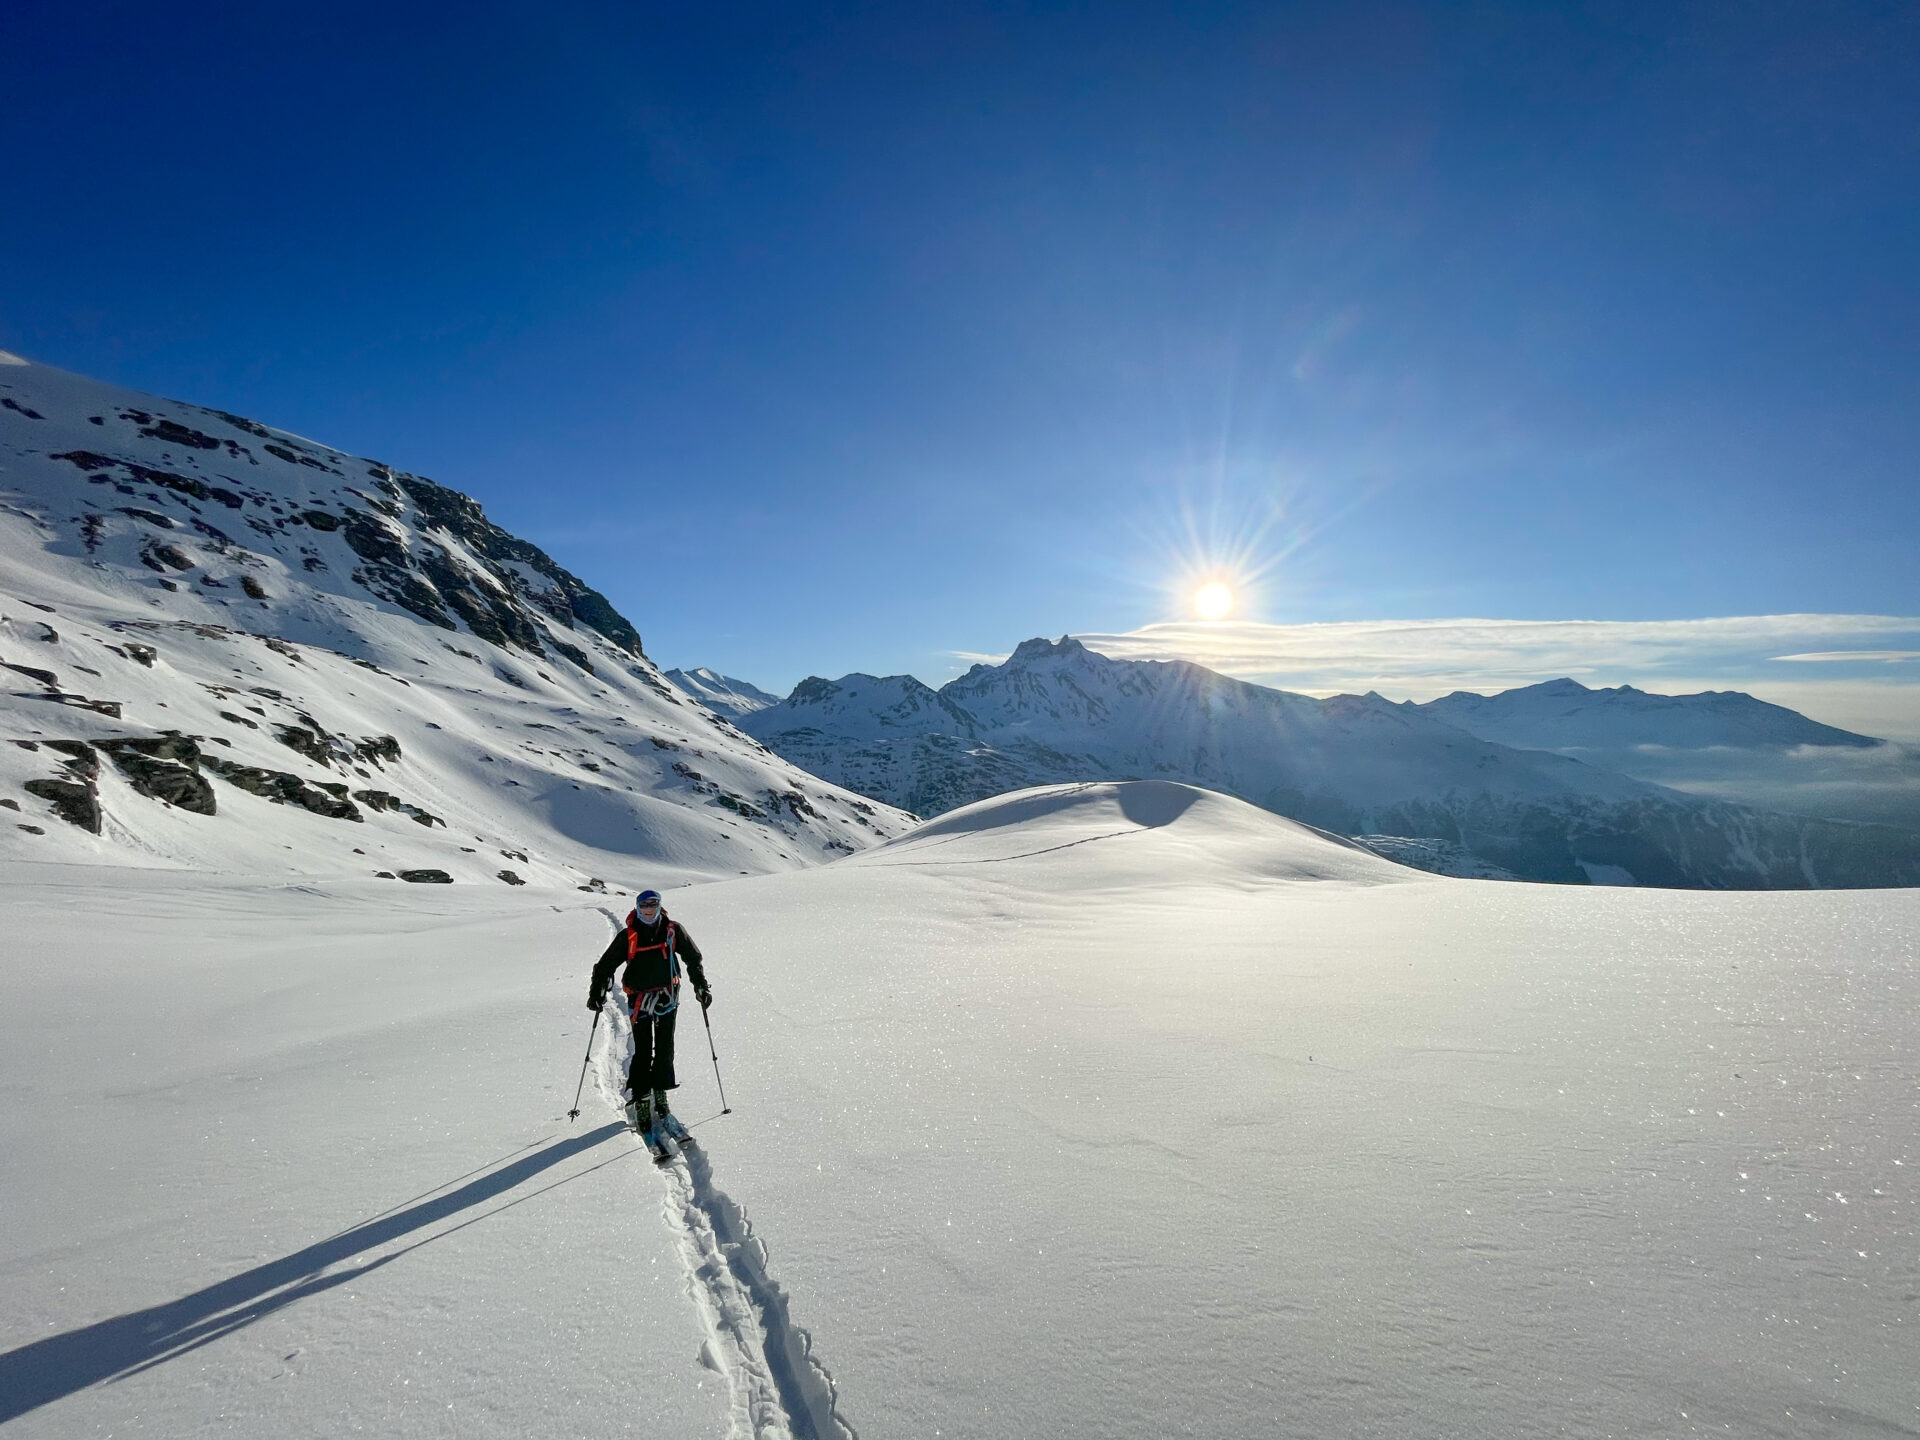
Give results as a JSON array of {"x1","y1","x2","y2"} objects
[{"x1": 4, "y1": 1, "x2": 1917, "y2": 722}]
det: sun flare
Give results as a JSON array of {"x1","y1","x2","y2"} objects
[{"x1": 1194, "y1": 582, "x2": 1234, "y2": 621}]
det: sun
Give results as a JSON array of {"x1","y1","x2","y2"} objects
[{"x1": 1194, "y1": 581, "x2": 1234, "y2": 621}]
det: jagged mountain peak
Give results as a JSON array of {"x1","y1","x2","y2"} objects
[{"x1": 1008, "y1": 634, "x2": 1089, "y2": 663}]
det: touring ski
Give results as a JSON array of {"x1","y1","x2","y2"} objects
[{"x1": 658, "y1": 1112, "x2": 694, "y2": 1147}]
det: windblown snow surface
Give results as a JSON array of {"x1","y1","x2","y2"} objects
[{"x1": 3, "y1": 780, "x2": 1915, "y2": 1437}]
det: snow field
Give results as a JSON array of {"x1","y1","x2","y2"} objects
[
  {"x1": 676, "y1": 784, "x2": 1919, "y2": 1438},
  {"x1": 0, "y1": 873, "x2": 730, "y2": 1438},
  {"x1": 590, "y1": 959, "x2": 851, "y2": 1440},
  {"x1": 3, "y1": 780, "x2": 1916, "y2": 1438}
]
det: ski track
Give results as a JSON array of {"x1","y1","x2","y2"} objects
[{"x1": 592, "y1": 991, "x2": 854, "y2": 1440}]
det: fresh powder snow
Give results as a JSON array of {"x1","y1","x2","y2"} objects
[{"x1": 3, "y1": 782, "x2": 1915, "y2": 1437}]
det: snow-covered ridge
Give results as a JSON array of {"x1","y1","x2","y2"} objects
[
  {"x1": 743, "y1": 636, "x2": 1920, "y2": 888},
  {"x1": 0, "y1": 355, "x2": 914, "y2": 882},
  {"x1": 663, "y1": 667, "x2": 782, "y2": 720}
]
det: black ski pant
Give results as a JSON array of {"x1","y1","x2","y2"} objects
[{"x1": 628, "y1": 1006, "x2": 678, "y2": 1096}]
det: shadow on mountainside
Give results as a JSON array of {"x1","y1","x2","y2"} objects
[{"x1": 0, "y1": 1122, "x2": 631, "y2": 1424}]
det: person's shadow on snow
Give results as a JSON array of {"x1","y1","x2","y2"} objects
[{"x1": 0, "y1": 1121, "x2": 630, "y2": 1424}]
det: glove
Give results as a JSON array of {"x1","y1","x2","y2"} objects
[
  {"x1": 695, "y1": 984, "x2": 712, "y2": 1010},
  {"x1": 587, "y1": 988, "x2": 606, "y2": 1012}
]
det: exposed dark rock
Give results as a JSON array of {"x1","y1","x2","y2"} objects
[
  {"x1": 18, "y1": 824, "x2": 46, "y2": 834},
  {"x1": 548, "y1": 636, "x2": 593, "y2": 673},
  {"x1": 141, "y1": 542, "x2": 194, "y2": 572},
  {"x1": 190, "y1": 518, "x2": 234, "y2": 546},
  {"x1": 220, "y1": 709, "x2": 259, "y2": 729},
  {"x1": 342, "y1": 510, "x2": 408, "y2": 567},
  {"x1": 0, "y1": 798, "x2": 16, "y2": 811},
  {"x1": 43, "y1": 739, "x2": 99, "y2": 779},
  {"x1": 2, "y1": 397, "x2": 44, "y2": 419},
  {"x1": 241, "y1": 576, "x2": 268, "y2": 600},
  {"x1": 353, "y1": 735, "x2": 402, "y2": 765},
  {"x1": 50, "y1": 450, "x2": 114, "y2": 472},
  {"x1": 93, "y1": 735, "x2": 215, "y2": 814},
  {"x1": 53, "y1": 450, "x2": 224, "y2": 506},
  {"x1": 124, "y1": 643, "x2": 156, "y2": 667},
  {"x1": 24, "y1": 777, "x2": 101, "y2": 833},
  {"x1": 31, "y1": 694, "x2": 121, "y2": 717},
  {"x1": 399, "y1": 869, "x2": 453, "y2": 884},
  {"x1": 104, "y1": 752, "x2": 217, "y2": 813},
  {"x1": 264, "y1": 442, "x2": 339, "y2": 473},
  {"x1": 417, "y1": 543, "x2": 543, "y2": 651},
  {"x1": 350, "y1": 788, "x2": 441, "y2": 826},
  {"x1": 119, "y1": 507, "x2": 174, "y2": 528},
  {"x1": 300, "y1": 509, "x2": 341, "y2": 531},
  {"x1": 496, "y1": 869, "x2": 525, "y2": 885},
  {"x1": 211, "y1": 409, "x2": 274, "y2": 439},
  {"x1": 274, "y1": 722, "x2": 333, "y2": 765},
  {"x1": 352, "y1": 563, "x2": 454, "y2": 630},
  {"x1": 139, "y1": 419, "x2": 220, "y2": 450},
  {"x1": 99, "y1": 731, "x2": 199, "y2": 763},
  {"x1": 4, "y1": 662, "x2": 57, "y2": 687},
  {"x1": 773, "y1": 789, "x2": 818, "y2": 820},
  {"x1": 202, "y1": 756, "x2": 362, "y2": 820}
]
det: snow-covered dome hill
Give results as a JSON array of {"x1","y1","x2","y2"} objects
[{"x1": 849, "y1": 779, "x2": 1415, "y2": 887}]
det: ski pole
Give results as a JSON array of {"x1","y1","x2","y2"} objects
[
  {"x1": 567, "y1": 1008, "x2": 602, "y2": 1122},
  {"x1": 699, "y1": 999, "x2": 731, "y2": 1114}
]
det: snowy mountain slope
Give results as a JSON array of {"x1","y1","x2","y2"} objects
[
  {"x1": 742, "y1": 636, "x2": 1920, "y2": 888},
  {"x1": 6, "y1": 785, "x2": 1913, "y2": 1437},
  {"x1": 1418, "y1": 675, "x2": 1881, "y2": 751},
  {"x1": 663, "y1": 667, "x2": 782, "y2": 720},
  {"x1": 0, "y1": 354, "x2": 912, "y2": 882}
]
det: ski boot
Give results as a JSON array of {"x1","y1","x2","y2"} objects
[
  {"x1": 654, "y1": 1088, "x2": 693, "y2": 1146},
  {"x1": 631, "y1": 1091, "x2": 673, "y2": 1163}
]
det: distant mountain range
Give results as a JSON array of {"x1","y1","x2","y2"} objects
[
  {"x1": 663, "y1": 667, "x2": 782, "y2": 720},
  {"x1": 1408, "y1": 677, "x2": 1919, "y2": 833},
  {"x1": 738, "y1": 637, "x2": 1920, "y2": 888},
  {"x1": 0, "y1": 353, "x2": 912, "y2": 882},
  {"x1": 1415, "y1": 676, "x2": 1878, "y2": 752}
]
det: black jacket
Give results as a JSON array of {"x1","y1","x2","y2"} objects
[{"x1": 589, "y1": 910, "x2": 707, "y2": 1002}]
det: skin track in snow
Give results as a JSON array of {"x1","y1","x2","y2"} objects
[{"x1": 591, "y1": 958, "x2": 852, "y2": 1440}]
